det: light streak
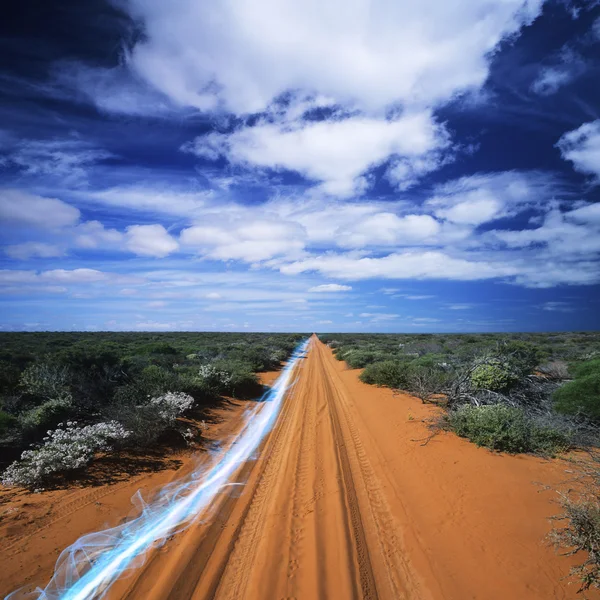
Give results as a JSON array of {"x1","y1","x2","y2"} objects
[{"x1": 7, "y1": 339, "x2": 310, "y2": 600}]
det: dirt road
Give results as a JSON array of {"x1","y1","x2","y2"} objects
[{"x1": 107, "y1": 336, "x2": 585, "y2": 600}]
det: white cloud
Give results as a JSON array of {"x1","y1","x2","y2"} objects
[
  {"x1": 359, "y1": 312, "x2": 399, "y2": 322},
  {"x1": 0, "y1": 190, "x2": 80, "y2": 229},
  {"x1": 308, "y1": 284, "x2": 352, "y2": 293},
  {"x1": 147, "y1": 300, "x2": 168, "y2": 308},
  {"x1": 88, "y1": 186, "x2": 212, "y2": 217},
  {"x1": 53, "y1": 62, "x2": 177, "y2": 117},
  {"x1": 540, "y1": 301, "x2": 574, "y2": 312},
  {"x1": 74, "y1": 220, "x2": 123, "y2": 248},
  {"x1": 557, "y1": 120, "x2": 600, "y2": 181},
  {"x1": 282, "y1": 250, "x2": 517, "y2": 281},
  {"x1": 125, "y1": 224, "x2": 179, "y2": 257},
  {"x1": 337, "y1": 213, "x2": 440, "y2": 247},
  {"x1": 490, "y1": 206, "x2": 600, "y2": 255},
  {"x1": 40, "y1": 269, "x2": 109, "y2": 283},
  {"x1": 531, "y1": 67, "x2": 574, "y2": 95},
  {"x1": 187, "y1": 112, "x2": 448, "y2": 196},
  {"x1": 4, "y1": 242, "x2": 64, "y2": 260},
  {"x1": 425, "y1": 171, "x2": 552, "y2": 226},
  {"x1": 3, "y1": 139, "x2": 111, "y2": 185},
  {"x1": 180, "y1": 219, "x2": 305, "y2": 262},
  {"x1": 124, "y1": 0, "x2": 543, "y2": 114}
]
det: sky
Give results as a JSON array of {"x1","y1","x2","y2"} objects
[{"x1": 0, "y1": 0, "x2": 599, "y2": 333}]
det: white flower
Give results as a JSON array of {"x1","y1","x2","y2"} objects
[{"x1": 1, "y1": 421, "x2": 130, "y2": 489}]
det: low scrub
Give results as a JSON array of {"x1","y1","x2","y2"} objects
[
  {"x1": 17, "y1": 394, "x2": 74, "y2": 438},
  {"x1": 470, "y1": 359, "x2": 518, "y2": 392},
  {"x1": 359, "y1": 360, "x2": 410, "y2": 389},
  {"x1": 449, "y1": 404, "x2": 570, "y2": 455},
  {"x1": 106, "y1": 391, "x2": 194, "y2": 447},
  {"x1": 0, "y1": 410, "x2": 17, "y2": 436},
  {"x1": 1, "y1": 421, "x2": 129, "y2": 489},
  {"x1": 554, "y1": 360, "x2": 600, "y2": 421}
]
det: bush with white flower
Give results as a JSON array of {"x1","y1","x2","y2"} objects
[
  {"x1": 196, "y1": 364, "x2": 233, "y2": 396},
  {"x1": 149, "y1": 392, "x2": 195, "y2": 423},
  {"x1": 1, "y1": 421, "x2": 129, "y2": 489}
]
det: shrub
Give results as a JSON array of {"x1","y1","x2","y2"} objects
[
  {"x1": 359, "y1": 361, "x2": 410, "y2": 389},
  {"x1": 538, "y1": 360, "x2": 569, "y2": 380},
  {"x1": 554, "y1": 373, "x2": 600, "y2": 421},
  {"x1": 1, "y1": 421, "x2": 129, "y2": 489},
  {"x1": 113, "y1": 365, "x2": 180, "y2": 405},
  {"x1": 0, "y1": 410, "x2": 17, "y2": 436},
  {"x1": 470, "y1": 359, "x2": 518, "y2": 392},
  {"x1": 195, "y1": 364, "x2": 234, "y2": 396},
  {"x1": 407, "y1": 365, "x2": 451, "y2": 403},
  {"x1": 107, "y1": 392, "x2": 194, "y2": 447},
  {"x1": 18, "y1": 394, "x2": 74, "y2": 437},
  {"x1": 19, "y1": 362, "x2": 70, "y2": 400},
  {"x1": 344, "y1": 351, "x2": 379, "y2": 369},
  {"x1": 449, "y1": 404, "x2": 569, "y2": 454},
  {"x1": 572, "y1": 359, "x2": 600, "y2": 380},
  {"x1": 500, "y1": 341, "x2": 546, "y2": 376},
  {"x1": 149, "y1": 392, "x2": 194, "y2": 423}
]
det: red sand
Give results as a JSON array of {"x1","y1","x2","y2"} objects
[{"x1": 1, "y1": 339, "x2": 595, "y2": 599}]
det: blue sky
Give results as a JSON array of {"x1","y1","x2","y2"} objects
[{"x1": 0, "y1": 0, "x2": 599, "y2": 333}]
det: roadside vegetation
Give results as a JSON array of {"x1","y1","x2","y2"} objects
[
  {"x1": 0, "y1": 332, "x2": 303, "y2": 490},
  {"x1": 320, "y1": 331, "x2": 600, "y2": 590}
]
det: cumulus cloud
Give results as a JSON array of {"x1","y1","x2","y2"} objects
[
  {"x1": 308, "y1": 284, "x2": 352, "y2": 293},
  {"x1": 74, "y1": 220, "x2": 123, "y2": 248},
  {"x1": 557, "y1": 120, "x2": 600, "y2": 181},
  {"x1": 180, "y1": 219, "x2": 305, "y2": 262},
  {"x1": 124, "y1": 0, "x2": 543, "y2": 114},
  {"x1": 186, "y1": 112, "x2": 449, "y2": 196},
  {"x1": 0, "y1": 189, "x2": 80, "y2": 229},
  {"x1": 337, "y1": 213, "x2": 440, "y2": 248},
  {"x1": 125, "y1": 224, "x2": 179, "y2": 258}
]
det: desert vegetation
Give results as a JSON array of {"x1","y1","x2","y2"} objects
[
  {"x1": 320, "y1": 331, "x2": 600, "y2": 590},
  {"x1": 0, "y1": 332, "x2": 303, "y2": 489}
]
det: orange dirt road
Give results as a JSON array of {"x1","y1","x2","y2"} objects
[{"x1": 106, "y1": 336, "x2": 588, "y2": 600}]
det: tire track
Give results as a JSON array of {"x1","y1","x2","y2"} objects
[
  {"x1": 213, "y1": 357, "x2": 309, "y2": 600},
  {"x1": 317, "y1": 353, "x2": 379, "y2": 600},
  {"x1": 318, "y1": 343, "x2": 419, "y2": 600}
]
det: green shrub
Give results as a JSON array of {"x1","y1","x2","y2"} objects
[
  {"x1": 500, "y1": 341, "x2": 546, "y2": 376},
  {"x1": 19, "y1": 362, "x2": 70, "y2": 400},
  {"x1": 344, "y1": 351, "x2": 379, "y2": 369},
  {"x1": 18, "y1": 395, "x2": 74, "y2": 437},
  {"x1": 470, "y1": 360, "x2": 518, "y2": 392},
  {"x1": 572, "y1": 359, "x2": 600, "y2": 379},
  {"x1": 139, "y1": 342, "x2": 178, "y2": 355},
  {"x1": 113, "y1": 365, "x2": 180, "y2": 405},
  {"x1": 0, "y1": 410, "x2": 17, "y2": 435},
  {"x1": 359, "y1": 361, "x2": 410, "y2": 389},
  {"x1": 554, "y1": 373, "x2": 600, "y2": 421},
  {"x1": 449, "y1": 404, "x2": 569, "y2": 454}
]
